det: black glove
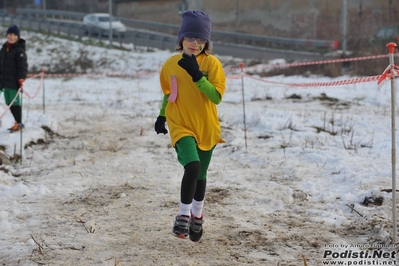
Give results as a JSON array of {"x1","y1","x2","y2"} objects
[
  {"x1": 178, "y1": 53, "x2": 203, "y2": 82},
  {"x1": 154, "y1": 116, "x2": 168, "y2": 134}
]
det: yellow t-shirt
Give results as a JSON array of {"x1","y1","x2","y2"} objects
[{"x1": 160, "y1": 53, "x2": 226, "y2": 151}]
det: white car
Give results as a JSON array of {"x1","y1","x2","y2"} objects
[{"x1": 83, "y1": 13, "x2": 126, "y2": 37}]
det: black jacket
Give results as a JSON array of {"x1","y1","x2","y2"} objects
[{"x1": 0, "y1": 38, "x2": 28, "y2": 90}]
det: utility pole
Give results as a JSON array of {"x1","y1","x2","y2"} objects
[
  {"x1": 358, "y1": 0, "x2": 363, "y2": 49},
  {"x1": 109, "y1": 0, "x2": 113, "y2": 47},
  {"x1": 389, "y1": 0, "x2": 392, "y2": 25},
  {"x1": 235, "y1": 0, "x2": 239, "y2": 31},
  {"x1": 179, "y1": 0, "x2": 187, "y2": 15},
  {"x1": 341, "y1": 0, "x2": 347, "y2": 56}
]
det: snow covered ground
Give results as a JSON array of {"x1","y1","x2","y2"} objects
[{"x1": 0, "y1": 29, "x2": 398, "y2": 265}]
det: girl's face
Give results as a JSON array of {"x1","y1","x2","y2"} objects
[
  {"x1": 7, "y1": 33, "x2": 18, "y2": 44},
  {"x1": 182, "y1": 37, "x2": 207, "y2": 56}
]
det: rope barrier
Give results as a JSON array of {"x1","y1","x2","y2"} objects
[
  {"x1": 377, "y1": 64, "x2": 399, "y2": 90},
  {"x1": 225, "y1": 55, "x2": 399, "y2": 88},
  {"x1": 26, "y1": 70, "x2": 159, "y2": 79},
  {"x1": 0, "y1": 87, "x2": 23, "y2": 120},
  {"x1": 226, "y1": 53, "x2": 399, "y2": 73},
  {"x1": 231, "y1": 73, "x2": 381, "y2": 87},
  {"x1": 23, "y1": 71, "x2": 45, "y2": 99}
]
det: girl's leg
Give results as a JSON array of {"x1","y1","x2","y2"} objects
[
  {"x1": 193, "y1": 146, "x2": 215, "y2": 202},
  {"x1": 180, "y1": 161, "x2": 200, "y2": 206},
  {"x1": 4, "y1": 88, "x2": 22, "y2": 124},
  {"x1": 173, "y1": 136, "x2": 200, "y2": 238},
  {"x1": 188, "y1": 148, "x2": 214, "y2": 242},
  {"x1": 189, "y1": 147, "x2": 215, "y2": 241},
  {"x1": 175, "y1": 136, "x2": 201, "y2": 211},
  {"x1": 10, "y1": 106, "x2": 22, "y2": 124}
]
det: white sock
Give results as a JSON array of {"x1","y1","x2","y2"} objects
[
  {"x1": 191, "y1": 199, "x2": 204, "y2": 218},
  {"x1": 178, "y1": 202, "x2": 192, "y2": 217}
]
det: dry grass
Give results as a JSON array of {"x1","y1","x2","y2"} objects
[{"x1": 302, "y1": 253, "x2": 309, "y2": 266}]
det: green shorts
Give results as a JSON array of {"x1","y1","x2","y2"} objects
[
  {"x1": 175, "y1": 136, "x2": 215, "y2": 180},
  {"x1": 3, "y1": 88, "x2": 21, "y2": 106}
]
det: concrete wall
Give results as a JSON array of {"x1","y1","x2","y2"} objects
[{"x1": 115, "y1": 0, "x2": 183, "y2": 23}]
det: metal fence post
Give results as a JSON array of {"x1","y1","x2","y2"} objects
[{"x1": 387, "y1": 42, "x2": 398, "y2": 243}]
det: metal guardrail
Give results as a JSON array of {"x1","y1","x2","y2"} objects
[
  {"x1": 16, "y1": 8, "x2": 85, "y2": 21},
  {"x1": 2, "y1": 16, "x2": 179, "y2": 52},
  {"x1": 14, "y1": 8, "x2": 339, "y2": 51}
]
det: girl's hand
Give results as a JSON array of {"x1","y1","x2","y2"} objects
[{"x1": 178, "y1": 53, "x2": 203, "y2": 82}]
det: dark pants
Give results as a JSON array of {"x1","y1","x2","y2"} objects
[{"x1": 3, "y1": 88, "x2": 22, "y2": 123}]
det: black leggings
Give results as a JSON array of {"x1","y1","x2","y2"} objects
[
  {"x1": 180, "y1": 161, "x2": 207, "y2": 204},
  {"x1": 10, "y1": 105, "x2": 22, "y2": 124}
]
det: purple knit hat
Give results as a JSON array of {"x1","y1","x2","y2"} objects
[{"x1": 177, "y1": 10, "x2": 212, "y2": 44}]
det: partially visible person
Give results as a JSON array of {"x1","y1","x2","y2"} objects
[
  {"x1": 154, "y1": 10, "x2": 226, "y2": 242},
  {"x1": 0, "y1": 25, "x2": 28, "y2": 132}
]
